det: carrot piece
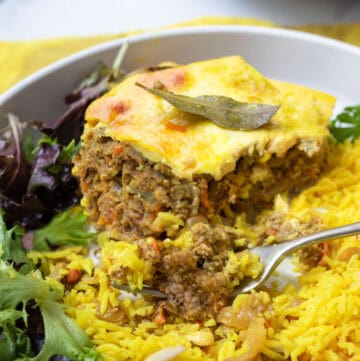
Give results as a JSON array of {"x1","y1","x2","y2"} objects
[
  {"x1": 264, "y1": 318, "x2": 271, "y2": 329},
  {"x1": 319, "y1": 243, "x2": 330, "y2": 266},
  {"x1": 67, "y1": 269, "x2": 81, "y2": 284},
  {"x1": 197, "y1": 320, "x2": 204, "y2": 328},
  {"x1": 97, "y1": 214, "x2": 107, "y2": 226},
  {"x1": 323, "y1": 243, "x2": 330, "y2": 256},
  {"x1": 108, "y1": 209, "x2": 119, "y2": 222},
  {"x1": 164, "y1": 121, "x2": 187, "y2": 132},
  {"x1": 113, "y1": 145, "x2": 124, "y2": 155},
  {"x1": 80, "y1": 182, "x2": 89, "y2": 192},
  {"x1": 154, "y1": 308, "x2": 166, "y2": 325},
  {"x1": 266, "y1": 228, "x2": 277, "y2": 236},
  {"x1": 199, "y1": 178, "x2": 210, "y2": 209},
  {"x1": 200, "y1": 190, "x2": 210, "y2": 209},
  {"x1": 151, "y1": 238, "x2": 160, "y2": 254}
]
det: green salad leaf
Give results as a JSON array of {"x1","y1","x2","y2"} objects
[
  {"x1": 33, "y1": 207, "x2": 95, "y2": 251},
  {"x1": 0, "y1": 309, "x2": 31, "y2": 361},
  {"x1": 34, "y1": 299, "x2": 99, "y2": 361},
  {"x1": 0, "y1": 261, "x2": 102, "y2": 361},
  {"x1": 58, "y1": 139, "x2": 81, "y2": 162},
  {"x1": 22, "y1": 134, "x2": 58, "y2": 163},
  {"x1": 0, "y1": 211, "x2": 30, "y2": 269},
  {"x1": 330, "y1": 105, "x2": 360, "y2": 143}
]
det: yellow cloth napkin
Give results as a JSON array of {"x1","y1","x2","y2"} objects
[{"x1": 1, "y1": 17, "x2": 359, "y2": 94}]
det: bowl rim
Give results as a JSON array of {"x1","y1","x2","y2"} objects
[{"x1": 1, "y1": 25, "x2": 360, "y2": 108}]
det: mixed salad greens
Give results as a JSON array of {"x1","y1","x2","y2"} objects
[
  {"x1": 0, "y1": 48, "x2": 359, "y2": 360},
  {"x1": 0, "y1": 255, "x2": 101, "y2": 361},
  {"x1": 0, "y1": 60, "x2": 122, "y2": 361},
  {"x1": 0, "y1": 43, "x2": 133, "y2": 360}
]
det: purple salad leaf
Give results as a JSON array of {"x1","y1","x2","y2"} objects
[
  {"x1": 40, "y1": 42, "x2": 128, "y2": 144},
  {"x1": 41, "y1": 56, "x2": 126, "y2": 145},
  {"x1": 42, "y1": 76, "x2": 109, "y2": 145},
  {"x1": 0, "y1": 114, "x2": 31, "y2": 203},
  {"x1": 0, "y1": 44, "x2": 128, "y2": 230},
  {"x1": 28, "y1": 143, "x2": 61, "y2": 191}
]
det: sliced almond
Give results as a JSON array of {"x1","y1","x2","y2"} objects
[{"x1": 144, "y1": 346, "x2": 186, "y2": 361}]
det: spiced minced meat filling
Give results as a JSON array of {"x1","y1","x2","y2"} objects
[
  {"x1": 136, "y1": 222, "x2": 244, "y2": 320},
  {"x1": 74, "y1": 127, "x2": 325, "y2": 238},
  {"x1": 73, "y1": 126, "x2": 326, "y2": 320}
]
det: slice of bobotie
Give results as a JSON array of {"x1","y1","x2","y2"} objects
[{"x1": 74, "y1": 56, "x2": 335, "y2": 238}]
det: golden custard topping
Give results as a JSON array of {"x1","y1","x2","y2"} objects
[{"x1": 85, "y1": 56, "x2": 335, "y2": 180}]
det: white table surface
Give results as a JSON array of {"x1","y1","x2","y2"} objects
[{"x1": 0, "y1": 0, "x2": 360, "y2": 41}]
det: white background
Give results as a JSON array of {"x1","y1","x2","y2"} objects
[{"x1": 0, "y1": 0, "x2": 360, "y2": 40}]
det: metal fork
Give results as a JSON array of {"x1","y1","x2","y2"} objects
[{"x1": 112, "y1": 222, "x2": 360, "y2": 297}]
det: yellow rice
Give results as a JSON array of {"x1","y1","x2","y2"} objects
[{"x1": 34, "y1": 139, "x2": 360, "y2": 361}]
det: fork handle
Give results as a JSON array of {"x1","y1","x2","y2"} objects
[
  {"x1": 233, "y1": 222, "x2": 360, "y2": 295},
  {"x1": 280, "y1": 221, "x2": 360, "y2": 256}
]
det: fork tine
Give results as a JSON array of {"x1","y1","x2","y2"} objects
[{"x1": 111, "y1": 282, "x2": 168, "y2": 298}]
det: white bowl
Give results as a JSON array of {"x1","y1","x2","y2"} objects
[
  {"x1": 1, "y1": 26, "x2": 359, "y2": 288},
  {"x1": 1, "y1": 25, "x2": 360, "y2": 126}
]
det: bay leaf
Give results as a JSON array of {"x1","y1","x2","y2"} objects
[{"x1": 136, "y1": 82, "x2": 280, "y2": 130}]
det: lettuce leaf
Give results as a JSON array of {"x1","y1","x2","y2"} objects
[
  {"x1": 0, "y1": 261, "x2": 101, "y2": 361},
  {"x1": 0, "y1": 210, "x2": 30, "y2": 269},
  {"x1": 30, "y1": 299, "x2": 99, "y2": 361},
  {"x1": 0, "y1": 308, "x2": 31, "y2": 361},
  {"x1": 33, "y1": 207, "x2": 95, "y2": 251}
]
